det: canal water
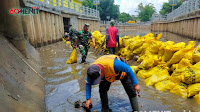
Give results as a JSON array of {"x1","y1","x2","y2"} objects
[{"x1": 39, "y1": 31, "x2": 200, "y2": 112}]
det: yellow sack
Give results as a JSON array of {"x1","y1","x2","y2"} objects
[
  {"x1": 129, "y1": 39, "x2": 144, "y2": 50},
  {"x1": 184, "y1": 50, "x2": 194, "y2": 61},
  {"x1": 170, "y1": 82, "x2": 188, "y2": 98},
  {"x1": 167, "y1": 42, "x2": 195, "y2": 67},
  {"x1": 171, "y1": 42, "x2": 186, "y2": 51},
  {"x1": 66, "y1": 49, "x2": 77, "y2": 64},
  {"x1": 137, "y1": 69, "x2": 152, "y2": 79},
  {"x1": 188, "y1": 83, "x2": 200, "y2": 97},
  {"x1": 155, "y1": 80, "x2": 176, "y2": 91},
  {"x1": 145, "y1": 66, "x2": 170, "y2": 86},
  {"x1": 66, "y1": 41, "x2": 70, "y2": 44},
  {"x1": 194, "y1": 92, "x2": 200, "y2": 105},
  {"x1": 158, "y1": 41, "x2": 174, "y2": 58},
  {"x1": 178, "y1": 58, "x2": 192, "y2": 69},
  {"x1": 181, "y1": 62, "x2": 200, "y2": 84},
  {"x1": 170, "y1": 64, "x2": 178, "y2": 72},
  {"x1": 155, "y1": 33, "x2": 162, "y2": 40},
  {"x1": 130, "y1": 66, "x2": 139, "y2": 74},
  {"x1": 149, "y1": 41, "x2": 162, "y2": 54},
  {"x1": 138, "y1": 53, "x2": 154, "y2": 69},
  {"x1": 170, "y1": 68, "x2": 185, "y2": 83},
  {"x1": 133, "y1": 43, "x2": 149, "y2": 55},
  {"x1": 193, "y1": 43, "x2": 200, "y2": 63}
]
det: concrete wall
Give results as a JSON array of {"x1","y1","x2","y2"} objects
[
  {"x1": 100, "y1": 24, "x2": 151, "y2": 33},
  {"x1": 151, "y1": 17, "x2": 200, "y2": 40},
  {"x1": 78, "y1": 18, "x2": 100, "y2": 31},
  {"x1": 22, "y1": 11, "x2": 64, "y2": 48}
]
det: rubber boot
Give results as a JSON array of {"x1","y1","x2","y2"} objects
[
  {"x1": 100, "y1": 93, "x2": 112, "y2": 112},
  {"x1": 81, "y1": 56, "x2": 86, "y2": 63},
  {"x1": 129, "y1": 97, "x2": 139, "y2": 112}
]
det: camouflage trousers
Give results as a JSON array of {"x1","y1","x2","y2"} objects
[{"x1": 78, "y1": 44, "x2": 89, "y2": 62}]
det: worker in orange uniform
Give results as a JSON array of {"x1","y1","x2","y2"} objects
[{"x1": 84, "y1": 55, "x2": 140, "y2": 112}]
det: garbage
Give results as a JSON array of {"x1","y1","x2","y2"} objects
[
  {"x1": 187, "y1": 83, "x2": 200, "y2": 97},
  {"x1": 194, "y1": 92, "x2": 200, "y2": 105},
  {"x1": 145, "y1": 66, "x2": 170, "y2": 86},
  {"x1": 62, "y1": 31, "x2": 200, "y2": 105},
  {"x1": 155, "y1": 80, "x2": 176, "y2": 91},
  {"x1": 66, "y1": 48, "x2": 77, "y2": 64},
  {"x1": 170, "y1": 82, "x2": 188, "y2": 98}
]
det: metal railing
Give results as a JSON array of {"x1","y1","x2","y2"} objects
[
  {"x1": 100, "y1": 21, "x2": 151, "y2": 25},
  {"x1": 24, "y1": 0, "x2": 100, "y2": 19},
  {"x1": 151, "y1": 0, "x2": 200, "y2": 22}
]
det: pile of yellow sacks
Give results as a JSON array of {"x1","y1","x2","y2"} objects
[{"x1": 89, "y1": 31, "x2": 200, "y2": 105}]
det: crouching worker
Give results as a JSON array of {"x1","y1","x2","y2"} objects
[{"x1": 85, "y1": 55, "x2": 140, "y2": 112}]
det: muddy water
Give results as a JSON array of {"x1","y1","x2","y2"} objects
[{"x1": 39, "y1": 31, "x2": 200, "y2": 112}]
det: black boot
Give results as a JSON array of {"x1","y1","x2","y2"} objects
[
  {"x1": 129, "y1": 97, "x2": 139, "y2": 112},
  {"x1": 100, "y1": 93, "x2": 112, "y2": 112},
  {"x1": 81, "y1": 56, "x2": 86, "y2": 63}
]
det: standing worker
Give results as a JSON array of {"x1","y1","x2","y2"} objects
[
  {"x1": 106, "y1": 20, "x2": 120, "y2": 54},
  {"x1": 74, "y1": 23, "x2": 95, "y2": 63},
  {"x1": 68, "y1": 23, "x2": 77, "y2": 48},
  {"x1": 84, "y1": 55, "x2": 140, "y2": 112}
]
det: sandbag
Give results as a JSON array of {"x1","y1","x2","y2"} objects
[
  {"x1": 145, "y1": 66, "x2": 170, "y2": 86},
  {"x1": 193, "y1": 43, "x2": 200, "y2": 63},
  {"x1": 181, "y1": 62, "x2": 200, "y2": 84},
  {"x1": 149, "y1": 41, "x2": 162, "y2": 54},
  {"x1": 170, "y1": 82, "x2": 188, "y2": 98},
  {"x1": 188, "y1": 83, "x2": 200, "y2": 97},
  {"x1": 167, "y1": 41, "x2": 195, "y2": 67},
  {"x1": 130, "y1": 66, "x2": 139, "y2": 74},
  {"x1": 129, "y1": 39, "x2": 144, "y2": 50},
  {"x1": 138, "y1": 51, "x2": 154, "y2": 69},
  {"x1": 155, "y1": 80, "x2": 176, "y2": 91},
  {"x1": 66, "y1": 48, "x2": 77, "y2": 64},
  {"x1": 133, "y1": 43, "x2": 149, "y2": 55},
  {"x1": 158, "y1": 41, "x2": 174, "y2": 58},
  {"x1": 137, "y1": 69, "x2": 152, "y2": 79},
  {"x1": 194, "y1": 92, "x2": 200, "y2": 105},
  {"x1": 170, "y1": 68, "x2": 185, "y2": 83}
]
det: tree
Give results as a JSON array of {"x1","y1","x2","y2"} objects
[
  {"x1": 118, "y1": 12, "x2": 133, "y2": 22},
  {"x1": 137, "y1": 3, "x2": 156, "y2": 21},
  {"x1": 159, "y1": 0, "x2": 182, "y2": 15},
  {"x1": 82, "y1": 0, "x2": 120, "y2": 20}
]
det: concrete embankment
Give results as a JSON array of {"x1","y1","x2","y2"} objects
[
  {"x1": 0, "y1": 35, "x2": 45, "y2": 112},
  {"x1": 151, "y1": 10, "x2": 200, "y2": 40}
]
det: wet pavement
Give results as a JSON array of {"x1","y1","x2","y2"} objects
[{"x1": 39, "y1": 32, "x2": 200, "y2": 112}]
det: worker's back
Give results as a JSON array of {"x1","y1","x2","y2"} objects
[{"x1": 107, "y1": 26, "x2": 118, "y2": 47}]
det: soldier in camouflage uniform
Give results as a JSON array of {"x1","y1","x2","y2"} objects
[
  {"x1": 74, "y1": 23, "x2": 95, "y2": 63},
  {"x1": 69, "y1": 24, "x2": 77, "y2": 48}
]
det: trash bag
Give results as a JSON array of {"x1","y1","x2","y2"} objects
[
  {"x1": 130, "y1": 66, "x2": 139, "y2": 74},
  {"x1": 155, "y1": 80, "x2": 176, "y2": 91},
  {"x1": 187, "y1": 83, "x2": 200, "y2": 97},
  {"x1": 194, "y1": 92, "x2": 200, "y2": 105},
  {"x1": 170, "y1": 68, "x2": 185, "y2": 84},
  {"x1": 178, "y1": 58, "x2": 192, "y2": 69},
  {"x1": 170, "y1": 82, "x2": 188, "y2": 98},
  {"x1": 145, "y1": 66, "x2": 170, "y2": 86},
  {"x1": 162, "y1": 42, "x2": 186, "y2": 62},
  {"x1": 167, "y1": 41, "x2": 195, "y2": 67},
  {"x1": 149, "y1": 41, "x2": 162, "y2": 54},
  {"x1": 170, "y1": 64, "x2": 179, "y2": 72},
  {"x1": 181, "y1": 62, "x2": 200, "y2": 84},
  {"x1": 66, "y1": 41, "x2": 70, "y2": 44},
  {"x1": 129, "y1": 39, "x2": 144, "y2": 50},
  {"x1": 66, "y1": 48, "x2": 77, "y2": 64},
  {"x1": 155, "y1": 33, "x2": 162, "y2": 40},
  {"x1": 138, "y1": 51, "x2": 154, "y2": 69},
  {"x1": 133, "y1": 43, "x2": 149, "y2": 55},
  {"x1": 193, "y1": 43, "x2": 200, "y2": 63},
  {"x1": 158, "y1": 41, "x2": 174, "y2": 58},
  {"x1": 184, "y1": 50, "x2": 194, "y2": 61},
  {"x1": 137, "y1": 69, "x2": 152, "y2": 79}
]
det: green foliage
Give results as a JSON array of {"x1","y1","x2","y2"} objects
[
  {"x1": 159, "y1": 0, "x2": 182, "y2": 15},
  {"x1": 82, "y1": 0, "x2": 120, "y2": 20},
  {"x1": 137, "y1": 3, "x2": 156, "y2": 21},
  {"x1": 118, "y1": 12, "x2": 133, "y2": 22}
]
